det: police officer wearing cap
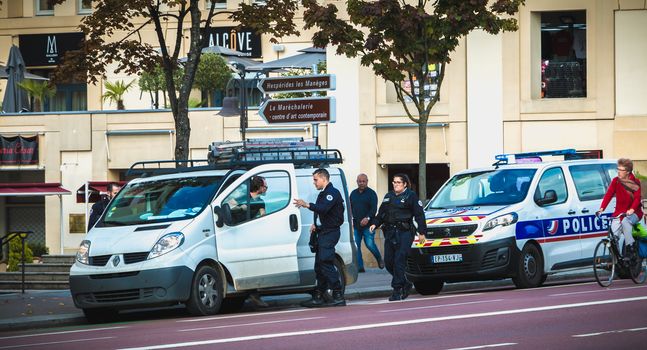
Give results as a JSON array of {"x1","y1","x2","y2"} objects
[
  {"x1": 294, "y1": 168, "x2": 346, "y2": 307},
  {"x1": 370, "y1": 173, "x2": 426, "y2": 301}
]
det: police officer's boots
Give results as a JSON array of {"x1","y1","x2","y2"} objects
[
  {"x1": 388, "y1": 288, "x2": 402, "y2": 301},
  {"x1": 301, "y1": 289, "x2": 326, "y2": 308},
  {"x1": 327, "y1": 290, "x2": 346, "y2": 307}
]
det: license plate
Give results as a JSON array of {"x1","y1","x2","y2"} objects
[{"x1": 432, "y1": 254, "x2": 463, "y2": 263}]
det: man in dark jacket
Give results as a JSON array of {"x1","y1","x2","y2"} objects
[
  {"x1": 350, "y1": 173, "x2": 383, "y2": 272},
  {"x1": 88, "y1": 182, "x2": 121, "y2": 230}
]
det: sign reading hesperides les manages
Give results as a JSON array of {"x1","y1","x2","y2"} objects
[
  {"x1": 258, "y1": 97, "x2": 336, "y2": 124},
  {"x1": 258, "y1": 75, "x2": 336, "y2": 94}
]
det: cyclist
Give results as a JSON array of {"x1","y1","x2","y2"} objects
[{"x1": 597, "y1": 158, "x2": 643, "y2": 261}]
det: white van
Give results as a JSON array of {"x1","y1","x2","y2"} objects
[
  {"x1": 69, "y1": 141, "x2": 358, "y2": 321},
  {"x1": 407, "y1": 150, "x2": 617, "y2": 295}
]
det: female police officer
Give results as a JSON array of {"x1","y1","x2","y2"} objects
[{"x1": 370, "y1": 173, "x2": 426, "y2": 301}]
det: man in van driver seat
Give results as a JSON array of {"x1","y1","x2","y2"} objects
[
  {"x1": 88, "y1": 182, "x2": 121, "y2": 230},
  {"x1": 294, "y1": 168, "x2": 346, "y2": 307}
]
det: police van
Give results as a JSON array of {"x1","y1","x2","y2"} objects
[
  {"x1": 69, "y1": 138, "x2": 358, "y2": 321},
  {"x1": 407, "y1": 150, "x2": 617, "y2": 295}
]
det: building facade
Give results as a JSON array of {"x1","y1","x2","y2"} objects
[{"x1": 1, "y1": 0, "x2": 646, "y2": 254}]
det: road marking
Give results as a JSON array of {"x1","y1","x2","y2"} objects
[
  {"x1": 445, "y1": 343, "x2": 517, "y2": 350},
  {"x1": 177, "y1": 308, "x2": 311, "y2": 322},
  {"x1": 179, "y1": 316, "x2": 325, "y2": 332},
  {"x1": 117, "y1": 295, "x2": 647, "y2": 350},
  {"x1": 350, "y1": 293, "x2": 483, "y2": 306},
  {"x1": 0, "y1": 327, "x2": 127, "y2": 340},
  {"x1": 573, "y1": 326, "x2": 647, "y2": 337},
  {"x1": 380, "y1": 299, "x2": 504, "y2": 313},
  {"x1": 0, "y1": 336, "x2": 114, "y2": 349},
  {"x1": 550, "y1": 284, "x2": 647, "y2": 297}
]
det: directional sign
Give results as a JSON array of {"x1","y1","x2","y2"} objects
[
  {"x1": 258, "y1": 75, "x2": 336, "y2": 94},
  {"x1": 258, "y1": 97, "x2": 336, "y2": 124}
]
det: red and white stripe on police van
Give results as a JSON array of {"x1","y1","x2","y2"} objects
[
  {"x1": 413, "y1": 234, "x2": 484, "y2": 248},
  {"x1": 425, "y1": 215, "x2": 486, "y2": 225}
]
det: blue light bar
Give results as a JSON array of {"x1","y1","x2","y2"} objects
[{"x1": 493, "y1": 149, "x2": 577, "y2": 166}]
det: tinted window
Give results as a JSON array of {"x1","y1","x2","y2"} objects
[
  {"x1": 535, "y1": 167, "x2": 568, "y2": 205},
  {"x1": 223, "y1": 171, "x2": 290, "y2": 226},
  {"x1": 569, "y1": 164, "x2": 607, "y2": 201}
]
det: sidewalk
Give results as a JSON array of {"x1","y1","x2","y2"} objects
[{"x1": 0, "y1": 267, "x2": 594, "y2": 332}]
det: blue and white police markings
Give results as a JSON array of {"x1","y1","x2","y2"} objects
[
  {"x1": 516, "y1": 214, "x2": 609, "y2": 241},
  {"x1": 327, "y1": 195, "x2": 333, "y2": 201}
]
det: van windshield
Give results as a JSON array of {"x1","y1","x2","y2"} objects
[
  {"x1": 100, "y1": 176, "x2": 222, "y2": 226},
  {"x1": 428, "y1": 169, "x2": 536, "y2": 209}
]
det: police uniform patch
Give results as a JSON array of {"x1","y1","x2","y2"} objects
[
  {"x1": 418, "y1": 200, "x2": 423, "y2": 207},
  {"x1": 326, "y1": 195, "x2": 333, "y2": 201},
  {"x1": 383, "y1": 198, "x2": 390, "y2": 202}
]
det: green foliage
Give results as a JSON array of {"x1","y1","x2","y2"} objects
[
  {"x1": 273, "y1": 61, "x2": 327, "y2": 99},
  {"x1": 103, "y1": 80, "x2": 134, "y2": 110},
  {"x1": 635, "y1": 171, "x2": 646, "y2": 181},
  {"x1": 7, "y1": 237, "x2": 33, "y2": 272},
  {"x1": 188, "y1": 98, "x2": 205, "y2": 108},
  {"x1": 193, "y1": 53, "x2": 232, "y2": 107},
  {"x1": 30, "y1": 243, "x2": 49, "y2": 258},
  {"x1": 17, "y1": 80, "x2": 56, "y2": 112}
]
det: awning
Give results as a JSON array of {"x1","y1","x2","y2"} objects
[
  {"x1": 76, "y1": 181, "x2": 127, "y2": 203},
  {"x1": 0, "y1": 183, "x2": 71, "y2": 196}
]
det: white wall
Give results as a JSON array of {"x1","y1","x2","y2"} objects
[{"x1": 615, "y1": 10, "x2": 647, "y2": 116}]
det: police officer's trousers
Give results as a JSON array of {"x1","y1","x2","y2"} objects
[
  {"x1": 315, "y1": 229, "x2": 342, "y2": 292},
  {"x1": 383, "y1": 229, "x2": 414, "y2": 290}
]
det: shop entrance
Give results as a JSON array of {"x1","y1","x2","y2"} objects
[{"x1": 387, "y1": 163, "x2": 449, "y2": 200}]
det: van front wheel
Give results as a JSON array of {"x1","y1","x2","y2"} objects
[
  {"x1": 413, "y1": 279, "x2": 444, "y2": 295},
  {"x1": 512, "y1": 244, "x2": 544, "y2": 289},
  {"x1": 186, "y1": 265, "x2": 224, "y2": 316}
]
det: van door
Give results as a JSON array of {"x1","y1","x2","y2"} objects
[{"x1": 212, "y1": 163, "x2": 301, "y2": 290}]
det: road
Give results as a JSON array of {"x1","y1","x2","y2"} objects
[{"x1": 1, "y1": 279, "x2": 646, "y2": 350}]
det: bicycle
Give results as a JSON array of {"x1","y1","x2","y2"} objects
[{"x1": 593, "y1": 214, "x2": 646, "y2": 287}]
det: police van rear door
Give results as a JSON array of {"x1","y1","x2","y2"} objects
[{"x1": 212, "y1": 163, "x2": 301, "y2": 290}]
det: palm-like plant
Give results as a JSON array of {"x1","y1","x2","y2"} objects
[
  {"x1": 17, "y1": 80, "x2": 57, "y2": 112},
  {"x1": 103, "y1": 80, "x2": 134, "y2": 110}
]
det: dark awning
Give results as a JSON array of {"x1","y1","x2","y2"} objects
[
  {"x1": 76, "y1": 181, "x2": 127, "y2": 203},
  {"x1": 0, "y1": 183, "x2": 71, "y2": 196}
]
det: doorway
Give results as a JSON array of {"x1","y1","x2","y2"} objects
[{"x1": 387, "y1": 163, "x2": 449, "y2": 200}]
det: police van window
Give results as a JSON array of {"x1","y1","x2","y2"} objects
[
  {"x1": 534, "y1": 167, "x2": 568, "y2": 205},
  {"x1": 569, "y1": 164, "x2": 607, "y2": 201},
  {"x1": 222, "y1": 171, "x2": 290, "y2": 226},
  {"x1": 602, "y1": 163, "x2": 618, "y2": 183}
]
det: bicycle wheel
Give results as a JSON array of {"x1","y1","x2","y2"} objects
[
  {"x1": 593, "y1": 239, "x2": 615, "y2": 287},
  {"x1": 630, "y1": 254, "x2": 646, "y2": 284}
]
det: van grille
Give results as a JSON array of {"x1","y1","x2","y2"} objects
[
  {"x1": 124, "y1": 252, "x2": 149, "y2": 264},
  {"x1": 89, "y1": 271, "x2": 139, "y2": 279},
  {"x1": 481, "y1": 249, "x2": 499, "y2": 269},
  {"x1": 78, "y1": 288, "x2": 155, "y2": 304},
  {"x1": 89, "y1": 255, "x2": 111, "y2": 266},
  {"x1": 426, "y1": 224, "x2": 478, "y2": 239}
]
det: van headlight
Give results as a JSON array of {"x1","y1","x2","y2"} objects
[
  {"x1": 76, "y1": 240, "x2": 91, "y2": 265},
  {"x1": 483, "y1": 213, "x2": 518, "y2": 231},
  {"x1": 148, "y1": 232, "x2": 185, "y2": 260}
]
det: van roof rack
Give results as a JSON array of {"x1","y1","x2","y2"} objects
[
  {"x1": 492, "y1": 149, "x2": 602, "y2": 167},
  {"x1": 126, "y1": 137, "x2": 343, "y2": 178}
]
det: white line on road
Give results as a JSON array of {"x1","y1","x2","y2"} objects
[
  {"x1": 0, "y1": 336, "x2": 114, "y2": 349},
  {"x1": 0, "y1": 327, "x2": 128, "y2": 340},
  {"x1": 380, "y1": 299, "x2": 504, "y2": 313},
  {"x1": 117, "y1": 295, "x2": 647, "y2": 350},
  {"x1": 445, "y1": 343, "x2": 517, "y2": 350},
  {"x1": 572, "y1": 326, "x2": 647, "y2": 337},
  {"x1": 177, "y1": 308, "x2": 311, "y2": 322},
  {"x1": 349, "y1": 293, "x2": 483, "y2": 306},
  {"x1": 178, "y1": 316, "x2": 325, "y2": 332},
  {"x1": 550, "y1": 284, "x2": 647, "y2": 297}
]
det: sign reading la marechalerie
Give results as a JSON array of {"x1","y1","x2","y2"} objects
[
  {"x1": 259, "y1": 97, "x2": 336, "y2": 124},
  {"x1": 0, "y1": 136, "x2": 39, "y2": 165},
  {"x1": 258, "y1": 75, "x2": 336, "y2": 94}
]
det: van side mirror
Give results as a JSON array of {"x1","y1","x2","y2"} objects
[
  {"x1": 213, "y1": 204, "x2": 233, "y2": 227},
  {"x1": 536, "y1": 189, "x2": 557, "y2": 206}
]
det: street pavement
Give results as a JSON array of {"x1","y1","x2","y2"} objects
[{"x1": 0, "y1": 267, "x2": 595, "y2": 332}]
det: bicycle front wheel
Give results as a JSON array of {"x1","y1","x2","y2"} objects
[
  {"x1": 630, "y1": 253, "x2": 646, "y2": 284},
  {"x1": 594, "y1": 239, "x2": 615, "y2": 287}
]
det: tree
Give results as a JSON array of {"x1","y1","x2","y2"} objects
[
  {"x1": 193, "y1": 53, "x2": 231, "y2": 107},
  {"x1": 43, "y1": 0, "x2": 298, "y2": 165},
  {"x1": 236, "y1": 0, "x2": 524, "y2": 199},
  {"x1": 103, "y1": 80, "x2": 134, "y2": 110}
]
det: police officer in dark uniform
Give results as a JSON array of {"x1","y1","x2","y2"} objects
[
  {"x1": 294, "y1": 168, "x2": 346, "y2": 307},
  {"x1": 370, "y1": 173, "x2": 426, "y2": 301},
  {"x1": 88, "y1": 182, "x2": 121, "y2": 230}
]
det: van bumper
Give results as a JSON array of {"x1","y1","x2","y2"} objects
[
  {"x1": 69, "y1": 266, "x2": 194, "y2": 310},
  {"x1": 406, "y1": 237, "x2": 518, "y2": 283}
]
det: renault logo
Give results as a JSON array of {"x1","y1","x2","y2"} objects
[{"x1": 112, "y1": 255, "x2": 120, "y2": 266}]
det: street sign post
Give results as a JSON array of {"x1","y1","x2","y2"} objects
[
  {"x1": 258, "y1": 97, "x2": 336, "y2": 124},
  {"x1": 258, "y1": 74, "x2": 336, "y2": 94}
]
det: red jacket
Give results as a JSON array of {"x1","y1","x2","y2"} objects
[{"x1": 600, "y1": 174, "x2": 643, "y2": 219}]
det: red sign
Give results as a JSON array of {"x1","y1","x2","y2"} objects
[{"x1": 258, "y1": 97, "x2": 336, "y2": 124}]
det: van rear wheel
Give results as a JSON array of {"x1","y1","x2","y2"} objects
[
  {"x1": 512, "y1": 244, "x2": 544, "y2": 289},
  {"x1": 186, "y1": 265, "x2": 224, "y2": 316},
  {"x1": 334, "y1": 258, "x2": 347, "y2": 294},
  {"x1": 413, "y1": 279, "x2": 444, "y2": 295}
]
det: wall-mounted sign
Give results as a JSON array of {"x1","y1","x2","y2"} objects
[
  {"x1": 0, "y1": 135, "x2": 39, "y2": 165},
  {"x1": 19, "y1": 33, "x2": 85, "y2": 66},
  {"x1": 258, "y1": 75, "x2": 336, "y2": 94},
  {"x1": 203, "y1": 27, "x2": 262, "y2": 58},
  {"x1": 259, "y1": 97, "x2": 336, "y2": 124}
]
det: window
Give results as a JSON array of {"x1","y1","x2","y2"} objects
[
  {"x1": 540, "y1": 10, "x2": 586, "y2": 98},
  {"x1": 535, "y1": 167, "x2": 568, "y2": 205},
  {"x1": 79, "y1": 0, "x2": 92, "y2": 14},
  {"x1": 36, "y1": 0, "x2": 54, "y2": 15},
  {"x1": 223, "y1": 171, "x2": 290, "y2": 226},
  {"x1": 206, "y1": 0, "x2": 226, "y2": 9},
  {"x1": 569, "y1": 164, "x2": 608, "y2": 201}
]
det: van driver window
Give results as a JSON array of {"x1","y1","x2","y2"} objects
[
  {"x1": 223, "y1": 171, "x2": 291, "y2": 225},
  {"x1": 535, "y1": 167, "x2": 568, "y2": 205}
]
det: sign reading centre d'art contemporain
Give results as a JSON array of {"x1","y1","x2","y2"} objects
[
  {"x1": 0, "y1": 136, "x2": 39, "y2": 166},
  {"x1": 19, "y1": 33, "x2": 85, "y2": 66},
  {"x1": 202, "y1": 27, "x2": 262, "y2": 58}
]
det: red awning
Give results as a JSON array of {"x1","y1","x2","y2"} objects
[
  {"x1": 0, "y1": 183, "x2": 71, "y2": 196},
  {"x1": 76, "y1": 181, "x2": 127, "y2": 203}
]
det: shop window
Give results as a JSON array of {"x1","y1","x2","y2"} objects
[
  {"x1": 29, "y1": 69, "x2": 88, "y2": 112},
  {"x1": 79, "y1": 0, "x2": 92, "y2": 14},
  {"x1": 36, "y1": 0, "x2": 54, "y2": 15},
  {"x1": 539, "y1": 10, "x2": 587, "y2": 99},
  {"x1": 206, "y1": 0, "x2": 226, "y2": 9}
]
